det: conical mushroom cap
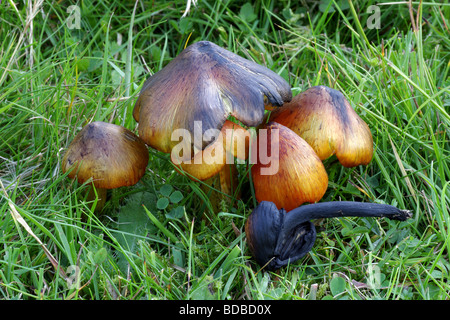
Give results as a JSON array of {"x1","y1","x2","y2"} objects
[
  {"x1": 268, "y1": 86, "x2": 373, "y2": 167},
  {"x1": 251, "y1": 122, "x2": 328, "y2": 211},
  {"x1": 133, "y1": 41, "x2": 292, "y2": 159},
  {"x1": 62, "y1": 122, "x2": 149, "y2": 189}
]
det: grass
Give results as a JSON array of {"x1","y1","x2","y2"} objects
[{"x1": 0, "y1": 0, "x2": 449, "y2": 300}]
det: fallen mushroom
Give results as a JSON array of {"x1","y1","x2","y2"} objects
[
  {"x1": 251, "y1": 121, "x2": 328, "y2": 212},
  {"x1": 267, "y1": 86, "x2": 373, "y2": 167},
  {"x1": 133, "y1": 40, "x2": 292, "y2": 161},
  {"x1": 62, "y1": 121, "x2": 149, "y2": 211},
  {"x1": 245, "y1": 200, "x2": 412, "y2": 271}
]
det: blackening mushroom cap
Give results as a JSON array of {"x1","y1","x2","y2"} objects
[
  {"x1": 245, "y1": 201, "x2": 316, "y2": 271},
  {"x1": 133, "y1": 41, "x2": 292, "y2": 159},
  {"x1": 245, "y1": 200, "x2": 412, "y2": 271},
  {"x1": 268, "y1": 86, "x2": 373, "y2": 168},
  {"x1": 62, "y1": 122, "x2": 149, "y2": 189}
]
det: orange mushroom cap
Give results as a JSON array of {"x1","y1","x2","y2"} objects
[
  {"x1": 251, "y1": 122, "x2": 328, "y2": 211},
  {"x1": 173, "y1": 120, "x2": 251, "y2": 181},
  {"x1": 268, "y1": 86, "x2": 373, "y2": 168}
]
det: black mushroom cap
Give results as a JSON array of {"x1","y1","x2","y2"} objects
[
  {"x1": 245, "y1": 201, "x2": 412, "y2": 271},
  {"x1": 133, "y1": 41, "x2": 292, "y2": 158}
]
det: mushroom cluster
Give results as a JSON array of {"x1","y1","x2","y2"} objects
[
  {"x1": 242, "y1": 84, "x2": 411, "y2": 270},
  {"x1": 251, "y1": 85, "x2": 375, "y2": 211},
  {"x1": 62, "y1": 41, "x2": 411, "y2": 271},
  {"x1": 63, "y1": 41, "x2": 291, "y2": 210},
  {"x1": 133, "y1": 41, "x2": 291, "y2": 204}
]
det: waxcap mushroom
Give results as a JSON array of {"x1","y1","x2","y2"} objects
[
  {"x1": 133, "y1": 41, "x2": 292, "y2": 160},
  {"x1": 245, "y1": 200, "x2": 412, "y2": 271},
  {"x1": 173, "y1": 120, "x2": 251, "y2": 181},
  {"x1": 173, "y1": 120, "x2": 251, "y2": 207},
  {"x1": 251, "y1": 122, "x2": 328, "y2": 212},
  {"x1": 267, "y1": 86, "x2": 373, "y2": 167},
  {"x1": 62, "y1": 121, "x2": 149, "y2": 189}
]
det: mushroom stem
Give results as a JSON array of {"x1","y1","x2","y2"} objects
[
  {"x1": 86, "y1": 184, "x2": 107, "y2": 212},
  {"x1": 174, "y1": 120, "x2": 249, "y2": 212},
  {"x1": 218, "y1": 163, "x2": 239, "y2": 199},
  {"x1": 284, "y1": 201, "x2": 412, "y2": 228},
  {"x1": 200, "y1": 163, "x2": 240, "y2": 213}
]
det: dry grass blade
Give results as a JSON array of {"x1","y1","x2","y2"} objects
[
  {"x1": 182, "y1": 0, "x2": 197, "y2": 18},
  {"x1": 0, "y1": 180, "x2": 68, "y2": 281},
  {"x1": 0, "y1": 0, "x2": 44, "y2": 86},
  {"x1": 389, "y1": 137, "x2": 417, "y2": 203}
]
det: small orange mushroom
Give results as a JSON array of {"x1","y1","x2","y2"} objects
[
  {"x1": 173, "y1": 120, "x2": 251, "y2": 202},
  {"x1": 251, "y1": 122, "x2": 328, "y2": 212},
  {"x1": 267, "y1": 86, "x2": 373, "y2": 168}
]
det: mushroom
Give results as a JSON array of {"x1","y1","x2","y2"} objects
[
  {"x1": 173, "y1": 119, "x2": 251, "y2": 208},
  {"x1": 251, "y1": 121, "x2": 328, "y2": 212},
  {"x1": 245, "y1": 200, "x2": 412, "y2": 271},
  {"x1": 267, "y1": 86, "x2": 373, "y2": 168},
  {"x1": 62, "y1": 121, "x2": 149, "y2": 211},
  {"x1": 133, "y1": 40, "x2": 292, "y2": 161}
]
